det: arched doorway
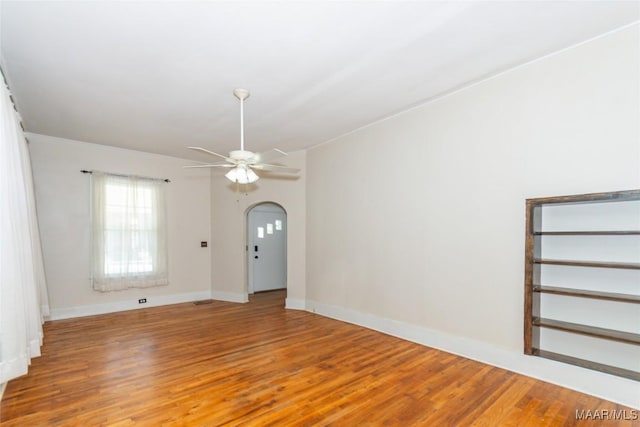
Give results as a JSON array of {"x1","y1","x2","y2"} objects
[{"x1": 246, "y1": 203, "x2": 287, "y2": 294}]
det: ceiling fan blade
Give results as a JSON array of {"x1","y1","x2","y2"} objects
[
  {"x1": 188, "y1": 146, "x2": 234, "y2": 162},
  {"x1": 183, "y1": 164, "x2": 235, "y2": 169},
  {"x1": 252, "y1": 148, "x2": 287, "y2": 164},
  {"x1": 252, "y1": 163, "x2": 300, "y2": 173}
]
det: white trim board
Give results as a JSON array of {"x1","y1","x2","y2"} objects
[
  {"x1": 49, "y1": 291, "x2": 212, "y2": 320},
  {"x1": 301, "y1": 299, "x2": 640, "y2": 410},
  {"x1": 48, "y1": 290, "x2": 248, "y2": 320},
  {"x1": 211, "y1": 290, "x2": 248, "y2": 304},
  {"x1": 285, "y1": 297, "x2": 306, "y2": 311}
]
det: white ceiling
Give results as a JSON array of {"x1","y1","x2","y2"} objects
[{"x1": 1, "y1": 1, "x2": 638, "y2": 162}]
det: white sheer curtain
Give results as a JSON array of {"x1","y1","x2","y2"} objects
[
  {"x1": 0, "y1": 79, "x2": 50, "y2": 384},
  {"x1": 91, "y1": 172, "x2": 168, "y2": 292}
]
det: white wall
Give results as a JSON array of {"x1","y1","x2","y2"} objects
[
  {"x1": 210, "y1": 151, "x2": 306, "y2": 306},
  {"x1": 28, "y1": 134, "x2": 212, "y2": 319},
  {"x1": 305, "y1": 25, "x2": 640, "y2": 407}
]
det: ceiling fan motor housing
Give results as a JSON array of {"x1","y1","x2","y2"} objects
[{"x1": 229, "y1": 150, "x2": 255, "y2": 163}]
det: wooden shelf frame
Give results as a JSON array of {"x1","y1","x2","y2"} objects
[
  {"x1": 532, "y1": 349, "x2": 640, "y2": 381},
  {"x1": 525, "y1": 189, "x2": 640, "y2": 205},
  {"x1": 533, "y1": 230, "x2": 640, "y2": 236},
  {"x1": 523, "y1": 188, "x2": 640, "y2": 380},
  {"x1": 533, "y1": 285, "x2": 640, "y2": 304},
  {"x1": 533, "y1": 258, "x2": 640, "y2": 270},
  {"x1": 532, "y1": 317, "x2": 640, "y2": 345}
]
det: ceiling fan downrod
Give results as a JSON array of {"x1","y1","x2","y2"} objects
[{"x1": 233, "y1": 88, "x2": 250, "y2": 153}]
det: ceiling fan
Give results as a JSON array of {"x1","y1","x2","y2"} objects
[{"x1": 185, "y1": 88, "x2": 299, "y2": 184}]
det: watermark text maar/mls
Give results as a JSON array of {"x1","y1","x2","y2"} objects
[{"x1": 576, "y1": 409, "x2": 638, "y2": 421}]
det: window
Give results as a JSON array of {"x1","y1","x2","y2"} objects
[{"x1": 91, "y1": 172, "x2": 168, "y2": 292}]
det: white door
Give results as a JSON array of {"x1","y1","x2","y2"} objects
[{"x1": 247, "y1": 203, "x2": 287, "y2": 293}]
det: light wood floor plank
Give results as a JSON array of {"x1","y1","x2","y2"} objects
[{"x1": 1, "y1": 290, "x2": 637, "y2": 426}]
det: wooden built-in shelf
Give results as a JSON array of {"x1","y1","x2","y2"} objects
[
  {"x1": 533, "y1": 286, "x2": 640, "y2": 304},
  {"x1": 533, "y1": 317, "x2": 640, "y2": 345},
  {"x1": 524, "y1": 189, "x2": 640, "y2": 380},
  {"x1": 532, "y1": 349, "x2": 640, "y2": 381},
  {"x1": 533, "y1": 258, "x2": 640, "y2": 270},
  {"x1": 533, "y1": 231, "x2": 640, "y2": 236}
]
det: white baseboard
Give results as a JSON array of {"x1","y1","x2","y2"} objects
[
  {"x1": 305, "y1": 299, "x2": 640, "y2": 410},
  {"x1": 0, "y1": 382, "x2": 6, "y2": 401},
  {"x1": 211, "y1": 290, "x2": 248, "y2": 304},
  {"x1": 49, "y1": 291, "x2": 214, "y2": 320},
  {"x1": 285, "y1": 297, "x2": 306, "y2": 310}
]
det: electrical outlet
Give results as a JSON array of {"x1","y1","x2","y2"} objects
[{"x1": 138, "y1": 298, "x2": 147, "y2": 304}]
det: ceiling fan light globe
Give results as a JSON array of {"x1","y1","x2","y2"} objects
[
  {"x1": 225, "y1": 166, "x2": 259, "y2": 184},
  {"x1": 245, "y1": 168, "x2": 259, "y2": 183}
]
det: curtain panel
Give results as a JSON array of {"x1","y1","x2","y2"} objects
[
  {"x1": 91, "y1": 172, "x2": 169, "y2": 292},
  {"x1": 0, "y1": 80, "x2": 50, "y2": 384}
]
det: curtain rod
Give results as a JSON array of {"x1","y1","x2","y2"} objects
[{"x1": 81, "y1": 170, "x2": 170, "y2": 183}]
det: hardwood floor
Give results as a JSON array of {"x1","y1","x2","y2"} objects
[{"x1": 1, "y1": 290, "x2": 637, "y2": 426}]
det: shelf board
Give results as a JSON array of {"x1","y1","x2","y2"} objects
[
  {"x1": 532, "y1": 317, "x2": 640, "y2": 345},
  {"x1": 533, "y1": 231, "x2": 640, "y2": 236},
  {"x1": 531, "y1": 348, "x2": 640, "y2": 381},
  {"x1": 533, "y1": 286, "x2": 640, "y2": 304},
  {"x1": 534, "y1": 258, "x2": 640, "y2": 270},
  {"x1": 526, "y1": 189, "x2": 640, "y2": 205}
]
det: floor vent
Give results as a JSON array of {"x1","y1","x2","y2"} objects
[{"x1": 193, "y1": 300, "x2": 214, "y2": 305}]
